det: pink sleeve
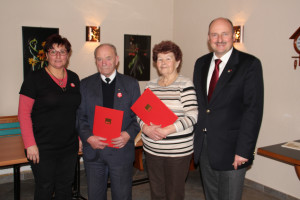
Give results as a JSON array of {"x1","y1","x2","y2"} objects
[{"x1": 18, "y1": 94, "x2": 36, "y2": 149}]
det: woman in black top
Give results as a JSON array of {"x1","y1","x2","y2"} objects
[{"x1": 18, "y1": 34, "x2": 81, "y2": 200}]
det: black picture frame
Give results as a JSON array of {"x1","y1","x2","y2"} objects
[
  {"x1": 22, "y1": 26, "x2": 59, "y2": 79},
  {"x1": 124, "y1": 34, "x2": 151, "y2": 81}
]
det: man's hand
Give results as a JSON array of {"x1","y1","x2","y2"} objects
[
  {"x1": 87, "y1": 135, "x2": 109, "y2": 149},
  {"x1": 111, "y1": 131, "x2": 130, "y2": 148},
  {"x1": 26, "y1": 145, "x2": 39, "y2": 164},
  {"x1": 232, "y1": 154, "x2": 248, "y2": 170}
]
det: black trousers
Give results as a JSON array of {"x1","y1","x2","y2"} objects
[{"x1": 30, "y1": 151, "x2": 77, "y2": 200}]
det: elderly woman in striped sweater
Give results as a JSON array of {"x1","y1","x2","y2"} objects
[{"x1": 139, "y1": 40, "x2": 198, "y2": 200}]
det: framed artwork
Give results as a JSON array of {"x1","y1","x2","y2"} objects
[
  {"x1": 124, "y1": 34, "x2": 151, "y2": 81},
  {"x1": 22, "y1": 26, "x2": 59, "y2": 79}
]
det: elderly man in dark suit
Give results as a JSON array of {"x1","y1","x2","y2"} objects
[
  {"x1": 193, "y1": 17, "x2": 264, "y2": 200},
  {"x1": 77, "y1": 43, "x2": 140, "y2": 200}
]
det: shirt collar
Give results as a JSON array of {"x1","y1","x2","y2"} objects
[
  {"x1": 213, "y1": 47, "x2": 233, "y2": 65},
  {"x1": 100, "y1": 70, "x2": 117, "y2": 83}
]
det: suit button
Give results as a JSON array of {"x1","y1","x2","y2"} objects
[{"x1": 206, "y1": 109, "x2": 210, "y2": 114}]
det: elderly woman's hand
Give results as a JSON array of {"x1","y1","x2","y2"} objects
[
  {"x1": 79, "y1": 140, "x2": 83, "y2": 153},
  {"x1": 142, "y1": 123, "x2": 166, "y2": 141},
  {"x1": 156, "y1": 124, "x2": 176, "y2": 138}
]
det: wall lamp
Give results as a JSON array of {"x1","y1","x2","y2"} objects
[
  {"x1": 86, "y1": 26, "x2": 100, "y2": 42},
  {"x1": 233, "y1": 25, "x2": 243, "y2": 43}
]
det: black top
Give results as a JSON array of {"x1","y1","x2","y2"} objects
[
  {"x1": 102, "y1": 78, "x2": 116, "y2": 109},
  {"x1": 20, "y1": 68, "x2": 81, "y2": 157}
]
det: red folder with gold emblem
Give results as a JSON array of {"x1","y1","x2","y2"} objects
[
  {"x1": 93, "y1": 106, "x2": 124, "y2": 148},
  {"x1": 131, "y1": 88, "x2": 178, "y2": 128}
]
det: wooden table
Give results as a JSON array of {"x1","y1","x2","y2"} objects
[
  {"x1": 0, "y1": 136, "x2": 86, "y2": 200},
  {"x1": 257, "y1": 140, "x2": 300, "y2": 180},
  {"x1": 0, "y1": 135, "x2": 148, "y2": 199},
  {"x1": 0, "y1": 136, "x2": 27, "y2": 200}
]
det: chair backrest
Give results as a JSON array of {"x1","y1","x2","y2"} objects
[{"x1": 0, "y1": 115, "x2": 21, "y2": 137}]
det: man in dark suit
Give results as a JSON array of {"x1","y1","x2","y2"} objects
[
  {"x1": 77, "y1": 43, "x2": 140, "y2": 200},
  {"x1": 193, "y1": 18, "x2": 264, "y2": 200}
]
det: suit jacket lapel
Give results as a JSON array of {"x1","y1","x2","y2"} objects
[
  {"x1": 92, "y1": 73, "x2": 103, "y2": 107},
  {"x1": 209, "y1": 48, "x2": 239, "y2": 104},
  {"x1": 113, "y1": 73, "x2": 127, "y2": 110},
  {"x1": 201, "y1": 54, "x2": 213, "y2": 105}
]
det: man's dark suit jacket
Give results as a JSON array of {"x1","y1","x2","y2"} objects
[
  {"x1": 193, "y1": 48, "x2": 264, "y2": 171},
  {"x1": 77, "y1": 72, "x2": 140, "y2": 164}
]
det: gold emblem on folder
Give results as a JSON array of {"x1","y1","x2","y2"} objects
[
  {"x1": 105, "y1": 118, "x2": 112, "y2": 125},
  {"x1": 145, "y1": 104, "x2": 152, "y2": 112}
]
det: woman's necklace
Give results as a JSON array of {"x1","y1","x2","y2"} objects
[{"x1": 46, "y1": 67, "x2": 65, "y2": 86}]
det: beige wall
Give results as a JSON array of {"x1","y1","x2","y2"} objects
[
  {"x1": 1, "y1": 0, "x2": 300, "y2": 198},
  {"x1": 0, "y1": 0, "x2": 174, "y2": 178},
  {"x1": 174, "y1": 0, "x2": 300, "y2": 198},
  {"x1": 0, "y1": 0, "x2": 174, "y2": 115}
]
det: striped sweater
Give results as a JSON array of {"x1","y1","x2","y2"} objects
[{"x1": 139, "y1": 75, "x2": 198, "y2": 157}]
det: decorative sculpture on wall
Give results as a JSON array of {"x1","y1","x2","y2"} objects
[{"x1": 289, "y1": 27, "x2": 300, "y2": 70}]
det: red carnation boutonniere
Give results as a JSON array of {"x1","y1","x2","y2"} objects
[
  {"x1": 117, "y1": 92, "x2": 122, "y2": 98},
  {"x1": 70, "y1": 83, "x2": 75, "y2": 87}
]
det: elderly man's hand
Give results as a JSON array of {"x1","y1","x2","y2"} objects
[
  {"x1": 111, "y1": 131, "x2": 130, "y2": 148},
  {"x1": 87, "y1": 135, "x2": 109, "y2": 149}
]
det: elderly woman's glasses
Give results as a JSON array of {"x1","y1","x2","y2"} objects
[{"x1": 48, "y1": 49, "x2": 68, "y2": 56}]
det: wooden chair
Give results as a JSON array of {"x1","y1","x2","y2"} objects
[
  {"x1": 133, "y1": 131, "x2": 144, "y2": 171},
  {"x1": 0, "y1": 115, "x2": 20, "y2": 137}
]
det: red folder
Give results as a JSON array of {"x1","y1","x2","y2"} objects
[
  {"x1": 131, "y1": 88, "x2": 178, "y2": 128},
  {"x1": 93, "y1": 106, "x2": 124, "y2": 148}
]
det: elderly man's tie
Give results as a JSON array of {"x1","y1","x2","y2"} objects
[{"x1": 105, "y1": 77, "x2": 111, "y2": 84}]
